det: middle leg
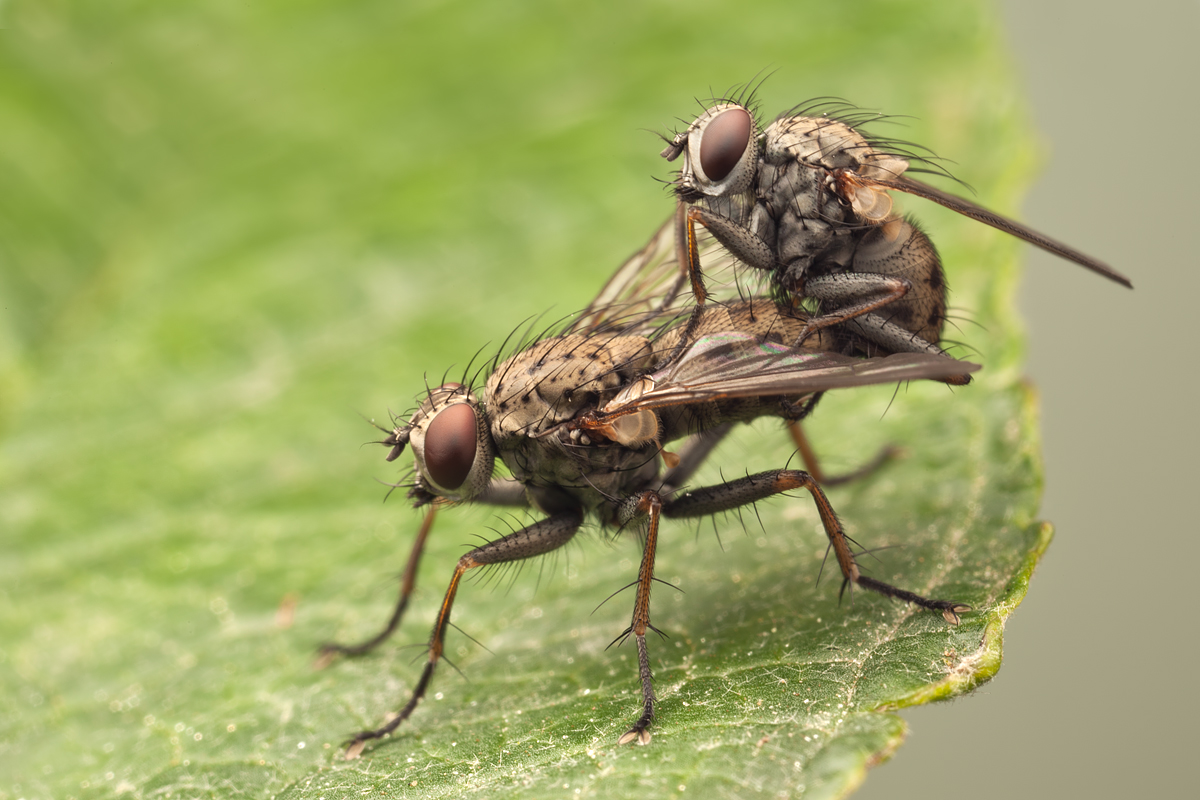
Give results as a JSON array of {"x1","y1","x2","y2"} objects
[{"x1": 780, "y1": 393, "x2": 898, "y2": 487}]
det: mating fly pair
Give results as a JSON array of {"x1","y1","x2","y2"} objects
[{"x1": 323, "y1": 95, "x2": 1130, "y2": 756}]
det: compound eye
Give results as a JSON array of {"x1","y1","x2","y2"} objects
[
  {"x1": 699, "y1": 107, "x2": 752, "y2": 182},
  {"x1": 423, "y1": 402, "x2": 478, "y2": 491}
]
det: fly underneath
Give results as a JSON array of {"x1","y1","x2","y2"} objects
[{"x1": 321, "y1": 296, "x2": 978, "y2": 756}]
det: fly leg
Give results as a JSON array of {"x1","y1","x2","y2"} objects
[
  {"x1": 666, "y1": 201, "x2": 782, "y2": 361},
  {"x1": 318, "y1": 506, "x2": 439, "y2": 663},
  {"x1": 791, "y1": 217, "x2": 938, "y2": 347},
  {"x1": 785, "y1": 420, "x2": 899, "y2": 487},
  {"x1": 837, "y1": 315, "x2": 971, "y2": 387},
  {"x1": 683, "y1": 202, "x2": 969, "y2": 390},
  {"x1": 778, "y1": 394, "x2": 898, "y2": 487},
  {"x1": 344, "y1": 509, "x2": 583, "y2": 757},
  {"x1": 796, "y1": 272, "x2": 913, "y2": 342},
  {"x1": 682, "y1": 205, "x2": 910, "y2": 324},
  {"x1": 319, "y1": 479, "x2": 530, "y2": 664},
  {"x1": 679, "y1": 206, "x2": 939, "y2": 367},
  {"x1": 661, "y1": 471, "x2": 970, "y2": 624},
  {"x1": 802, "y1": 220, "x2": 972, "y2": 385},
  {"x1": 662, "y1": 201, "x2": 738, "y2": 364},
  {"x1": 681, "y1": 204, "x2": 776, "y2": 298},
  {"x1": 612, "y1": 491, "x2": 668, "y2": 746},
  {"x1": 659, "y1": 409, "x2": 894, "y2": 493},
  {"x1": 795, "y1": 287, "x2": 971, "y2": 386}
]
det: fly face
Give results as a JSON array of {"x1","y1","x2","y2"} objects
[
  {"x1": 660, "y1": 97, "x2": 1132, "y2": 364},
  {"x1": 665, "y1": 104, "x2": 903, "y2": 220},
  {"x1": 388, "y1": 382, "x2": 496, "y2": 505}
]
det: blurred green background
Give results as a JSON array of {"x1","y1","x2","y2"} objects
[{"x1": 2, "y1": 1, "x2": 1195, "y2": 799}]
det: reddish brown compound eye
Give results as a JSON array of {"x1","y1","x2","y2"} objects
[
  {"x1": 423, "y1": 403, "x2": 477, "y2": 491},
  {"x1": 698, "y1": 107, "x2": 751, "y2": 182}
]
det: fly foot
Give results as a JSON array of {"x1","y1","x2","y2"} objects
[{"x1": 617, "y1": 725, "x2": 652, "y2": 746}]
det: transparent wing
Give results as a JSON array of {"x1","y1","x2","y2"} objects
[
  {"x1": 864, "y1": 174, "x2": 1133, "y2": 288},
  {"x1": 566, "y1": 204, "x2": 756, "y2": 338},
  {"x1": 596, "y1": 331, "x2": 979, "y2": 419},
  {"x1": 566, "y1": 210, "x2": 688, "y2": 337}
]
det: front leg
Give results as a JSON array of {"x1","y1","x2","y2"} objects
[
  {"x1": 317, "y1": 506, "x2": 439, "y2": 662},
  {"x1": 661, "y1": 471, "x2": 969, "y2": 623},
  {"x1": 345, "y1": 509, "x2": 583, "y2": 757},
  {"x1": 665, "y1": 203, "x2": 781, "y2": 365},
  {"x1": 684, "y1": 204, "x2": 777, "y2": 282},
  {"x1": 319, "y1": 478, "x2": 530, "y2": 663}
]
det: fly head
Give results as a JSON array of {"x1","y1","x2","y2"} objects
[
  {"x1": 402, "y1": 382, "x2": 496, "y2": 504},
  {"x1": 662, "y1": 102, "x2": 760, "y2": 203}
]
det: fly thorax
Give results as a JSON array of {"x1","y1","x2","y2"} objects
[
  {"x1": 761, "y1": 159, "x2": 822, "y2": 219},
  {"x1": 484, "y1": 334, "x2": 654, "y2": 442},
  {"x1": 776, "y1": 212, "x2": 835, "y2": 267},
  {"x1": 748, "y1": 203, "x2": 777, "y2": 249},
  {"x1": 766, "y1": 115, "x2": 908, "y2": 224},
  {"x1": 765, "y1": 116, "x2": 876, "y2": 172}
]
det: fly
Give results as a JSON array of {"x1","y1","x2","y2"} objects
[
  {"x1": 658, "y1": 96, "x2": 1132, "y2": 366},
  {"x1": 322, "y1": 278, "x2": 978, "y2": 756}
]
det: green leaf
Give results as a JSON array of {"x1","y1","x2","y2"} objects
[{"x1": 0, "y1": 1, "x2": 1047, "y2": 798}]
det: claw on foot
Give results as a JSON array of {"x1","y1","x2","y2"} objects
[
  {"x1": 344, "y1": 739, "x2": 368, "y2": 760},
  {"x1": 313, "y1": 649, "x2": 337, "y2": 671},
  {"x1": 618, "y1": 728, "x2": 652, "y2": 746},
  {"x1": 942, "y1": 603, "x2": 971, "y2": 625}
]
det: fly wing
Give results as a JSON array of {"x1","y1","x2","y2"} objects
[
  {"x1": 598, "y1": 332, "x2": 979, "y2": 418},
  {"x1": 566, "y1": 211, "x2": 690, "y2": 337},
  {"x1": 868, "y1": 175, "x2": 1133, "y2": 288},
  {"x1": 567, "y1": 204, "x2": 754, "y2": 338}
]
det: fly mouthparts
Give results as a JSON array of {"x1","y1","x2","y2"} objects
[
  {"x1": 407, "y1": 485, "x2": 437, "y2": 507},
  {"x1": 383, "y1": 428, "x2": 411, "y2": 462},
  {"x1": 660, "y1": 139, "x2": 686, "y2": 161}
]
